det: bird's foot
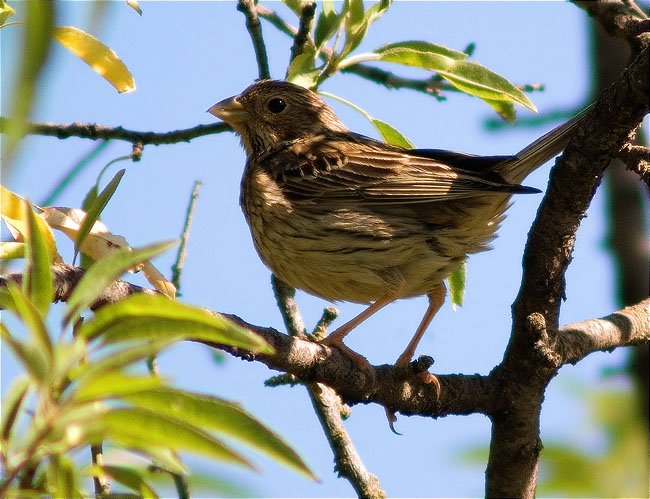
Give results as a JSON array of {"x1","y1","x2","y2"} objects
[
  {"x1": 320, "y1": 336, "x2": 376, "y2": 386},
  {"x1": 395, "y1": 354, "x2": 441, "y2": 400}
]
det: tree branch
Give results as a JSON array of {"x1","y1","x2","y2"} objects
[
  {"x1": 618, "y1": 143, "x2": 650, "y2": 186},
  {"x1": 289, "y1": 2, "x2": 316, "y2": 64},
  {"x1": 271, "y1": 275, "x2": 386, "y2": 499},
  {"x1": 0, "y1": 117, "x2": 232, "y2": 145},
  {"x1": 485, "y1": 44, "x2": 649, "y2": 498},
  {"x1": 573, "y1": 0, "x2": 650, "y2": 50},
  {"x1": 237, "y1": 0, "x2": 271, "y2": 80}
]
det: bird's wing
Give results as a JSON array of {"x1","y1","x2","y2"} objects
[{"x1": 261, "y1": 134, "x2": 537, "y2": 205}]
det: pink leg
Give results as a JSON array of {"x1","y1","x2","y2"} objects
[
  {"x1": 321, "y1": 294, "x2": 396, "y2": 346},
  {"x1": 395, "y1": 282, "x2": 446, "y2": 366}
]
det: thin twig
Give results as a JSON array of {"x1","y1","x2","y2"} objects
[
  {"x1": 289, "y1": 2, "x2": 317, "y2": 64},
  {"x1": 90, "y1": 444, "x2": 110, "y2": 496},
  {"x1": 270, "y1": 276, "x2": 387, "y2": 498},
  {"x1": 0, "y1": 117, "x2": 231, "y2": 145},
  {"x1": 238, "y1": 0, "x2": 271, "y2": 80},
  {"x1": 172, "y1": 180, "x2": 202, "y2": 295}
]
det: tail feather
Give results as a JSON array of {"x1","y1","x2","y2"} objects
[{"x1": 496, "y1": 104, "x2": 593, "y2": 184}]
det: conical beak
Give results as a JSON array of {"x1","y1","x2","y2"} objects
[{"x1": 207, "y1": 95, "x2": 248, "y2": 124}]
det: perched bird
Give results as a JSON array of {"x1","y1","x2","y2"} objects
[{"x1": 208, "y1": 79, "x2": 587, "y2": 368}]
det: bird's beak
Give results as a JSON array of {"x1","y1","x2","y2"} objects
[{"x1": 207, "y1": 95, "x2": 248, "y2": 124}]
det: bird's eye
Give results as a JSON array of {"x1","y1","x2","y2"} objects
[{"x1": 267, "y1": 97, "x2": 287, "y2": 114}]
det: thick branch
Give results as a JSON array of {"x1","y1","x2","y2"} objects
[
  {"x1": 573, "y1": 0, "x2": 650, "y2": 50},
  {"x1": 486, "y1": 45, "x2": 649, "y2": 499},
  {"x1": 289, "y1": 2, "x2": 316, "y2": 64},
  {"x1": 618, "y1": 143, "x2": 650, "y2": 185},
  {"x1": 0, "y1": 118, "x2": 231, "y2": 145}
]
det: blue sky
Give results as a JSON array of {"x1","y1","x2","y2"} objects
[{"x1": 1, "y1": 2, "x2": 642, "y2": 497}]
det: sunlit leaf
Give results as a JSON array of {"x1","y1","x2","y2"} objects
[
  {"x1": 97, "y1": 407, "x2": 256, "y2": 470},
  {"x1": 24, "y1": 199, "x2": 53, "y2": 316},
  {"x1": 141, "y1": 261, "x2": 176, "y2": 298},
  {"x1": 88, "y1": 464, "x2": 157, "y2": 498},
  {"x1": 40, "y1": 206, "x2": 130, "y2": 261},
  {"x1": 53, "y1": 26, "x2": 136, "y2": 94},
  {"x1": 125, "y1": 0, "x2": 143, "y2": 16},
  {"x1": 77, "y1": 294, "x2": 273, "y2": 354},
  {"x1": 371, "y1": 119, "x2": 414, "y2": 148},
  {"x1": 373, "y1": 45, "x2": 536, "y2": 112},
  {"x1": 47, "y1": 454, "x2": 81, "y2": 499},
  {"x1": 0, "y1": 242, "x2": 25, "y2": 260},
  {"x1": 0, "y1": 322, "x2": 48, "y2": 383},
  {"x1": 320, "y1": 91, "x2": 413, "y2": 148},
  {"x1": 0, "y1": 376, "x2": 30, "y2": 441},
  {"x1": 63, "y1": 240, "x2": 176, "y2": 326},
  {"x1": 483, "y1": 98, "x2": 517, "y2": 123},
  {"x1": 72, "y1": 339, "x2": 175, "y2": 385},
  {"x1": 125, "y1": 388, "x2": 316, "y2": 480},
  {"x1": 286, "y1": 44, "x2": 320, "y2": 89},
  {"x1": 3, "y1": 1, "x2": 54, "y2": 167},
  {"x1": 314, "y1": 0, "x2": 341, "y2": 48},
  {"x1": 0, "y1": 0, "x2": 15, "y2": 25},
  {"x1": 1, "y1": 186, "x2": 58, "y2": 259},
  {"x1": 4, "y1": 283, "x2": 53, "y2": 361},
  {"x1": 376, "y1": 40, "x2": 467, "y2": 61},
  {"x1": 448, "y1": 260, "x2": 466, "y2": 309},
  {"x1": 73, "y1": 372, "x2": 165, "y2": 403},
  {"x1": 74, "y1": 168, "x2": 125, "y2": 261}
]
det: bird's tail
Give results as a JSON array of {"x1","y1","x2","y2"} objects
[{"x1": 496, "y1": 104, "x2": 593, "y2": 184}]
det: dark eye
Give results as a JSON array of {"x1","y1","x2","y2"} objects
[{"x1": 267, "y1": 97, "x2": 287, "y2": 114}]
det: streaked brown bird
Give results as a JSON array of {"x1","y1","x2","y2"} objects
[{"x1": 208, "y1": 79, "x2": 586, "y2": 368}]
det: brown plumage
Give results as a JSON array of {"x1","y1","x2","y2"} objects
[{"x1": 208, "y1": 79, "x2": 587, "y2": 366}]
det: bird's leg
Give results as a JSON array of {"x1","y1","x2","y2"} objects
[
  {"x1": 395, "y1": 282, "x2": 446, "y2": 367},
  {"x1": 321, "y1": 294, "x2": 396, "y2": 346},
  {"x1": 320, "y1": 294, "x2": 396, "y2": 371}
]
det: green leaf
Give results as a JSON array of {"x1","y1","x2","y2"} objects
[
  {"x1": 0, "y1": 0, "x2": 15, "y2": 26},
  {"x1": 77, "y1": 294, "x2": 273, "y2": 354},
  {"x1": 53, "y1": 26, "x2": 136, "y2": 93},
  {"x1": 4, "y1": 283, "x2": 53, "y2": 361},
  {"x1": 286, "y1": 44, "x2": 320, "y2": 89},
  {"x1": 87, "y1": 465, "x2": 158, "y2": 499},
  {"x1": 73, "y1": 373, "x2": 165, "y2": 403},
  {"x1": 375, "y1": 46, "x2": 536, "y2": 112},
  {"x1": 74, "y1": 168, "x2": 125, "y2": 261},
  {"x1": 314, "y1": 0, "x2": 341, "y2": 48},
  {"x1": 0, "y1": 323, "x2": 48, "y2": 383},
  {"x1": 483, "y1": 98, "x2": 517, "y2": 123},
  {"x1": 63, "y1": 240, "x2": 176, "y2": 326},
  {"x1": 125, "y1": 388, "x2": 317, "y2": 480},
  {"x1": 1, "y1": 376, "x2": 30, "y2": 441},
  {"x1": 341, "y1": 0, "x2": 369, "y2": 58},
  {"x1": 24, "y1": 199, "x2": 53, "y2": 316},
  {"x1": 3, "y1": 1, "x2": 54, "y2": 167},
  {"x1": 71, "y1": 339, "x2": 176, "y2": 386},
  {"x1": 0, "y1": 241, "x2": 26, "y2": 259},
  {"x1": 448, "y1": 260, "x2": 466, "y2": 309},
  {"x1": 320, "y1": 91, "x2": 413, "y2": 148},
  {"x1": 376, "y1": 40, "x2": 467, "y2": 61},
  {"x1": 47, "y1": 454, "x2": 82, "y2": 499},
  {"x1": 371, "y1": 119, "x2": 414, "y2": 148},
  {"x1": 282, "y1": 0, "x2": 305, "y2": 16},
  {"x1": 97, "y1": 407, "x2": 256, "y2": 470}
]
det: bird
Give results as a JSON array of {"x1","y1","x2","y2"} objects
[{"x1": 208, "y1": 79, "x2": 588, "y2": 369}]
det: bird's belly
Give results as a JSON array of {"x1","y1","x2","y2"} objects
[{"x1": 241, "y1": 174, "x2": 481, "y2": 303}]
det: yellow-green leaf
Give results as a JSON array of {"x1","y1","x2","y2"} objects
[
  {"x1": 73, "y1": 373, "x2": 165, "y2": 403},
  {"x1": 24, "y1": 199, "x2": 53, "y2": 316},
  {"x1": 125, "y1": 388, "x2": 316, "y2": 480},
  {"x1": 74, "y1": 168, "x2": 125, "y2": 261},
  {"x1": 0, "y1": 242, "x2": 25, "y2": 260},
  {"x1": 0, "y1": 0, "x2": 15, "y2": 25},
  {"x1": 125, "y1": 0, "x2": 143, "y2": 16},
  {"x1": 53, "y1": 26, "x2": 136, "y2": 94},
  {"x1": 4, "y1": 283, "x2": 53, "y2": 362},
  {"x1": 448, "y1": 260, "x2": 466, "y2": 309},
  {"x1": 77, "y1": 293, "x2": 273, "y2": 354},
  {"x1": 63, "y1": 240, "x2": 176, "y2": 326},
  {"x1": 0, "y1": 376, "x2": 30, "y2": 441},
  {"x1": 87, "y1": 465, "x2": 157, "y2": 499}
]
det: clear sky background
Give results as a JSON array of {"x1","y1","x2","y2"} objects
[{"x1": 1, "y1": 1, "x2": 644, "y2": 497}]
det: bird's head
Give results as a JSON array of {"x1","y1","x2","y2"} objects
[{"x1": 208, "y1": 80, "x2": 348, "y2": 156}]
